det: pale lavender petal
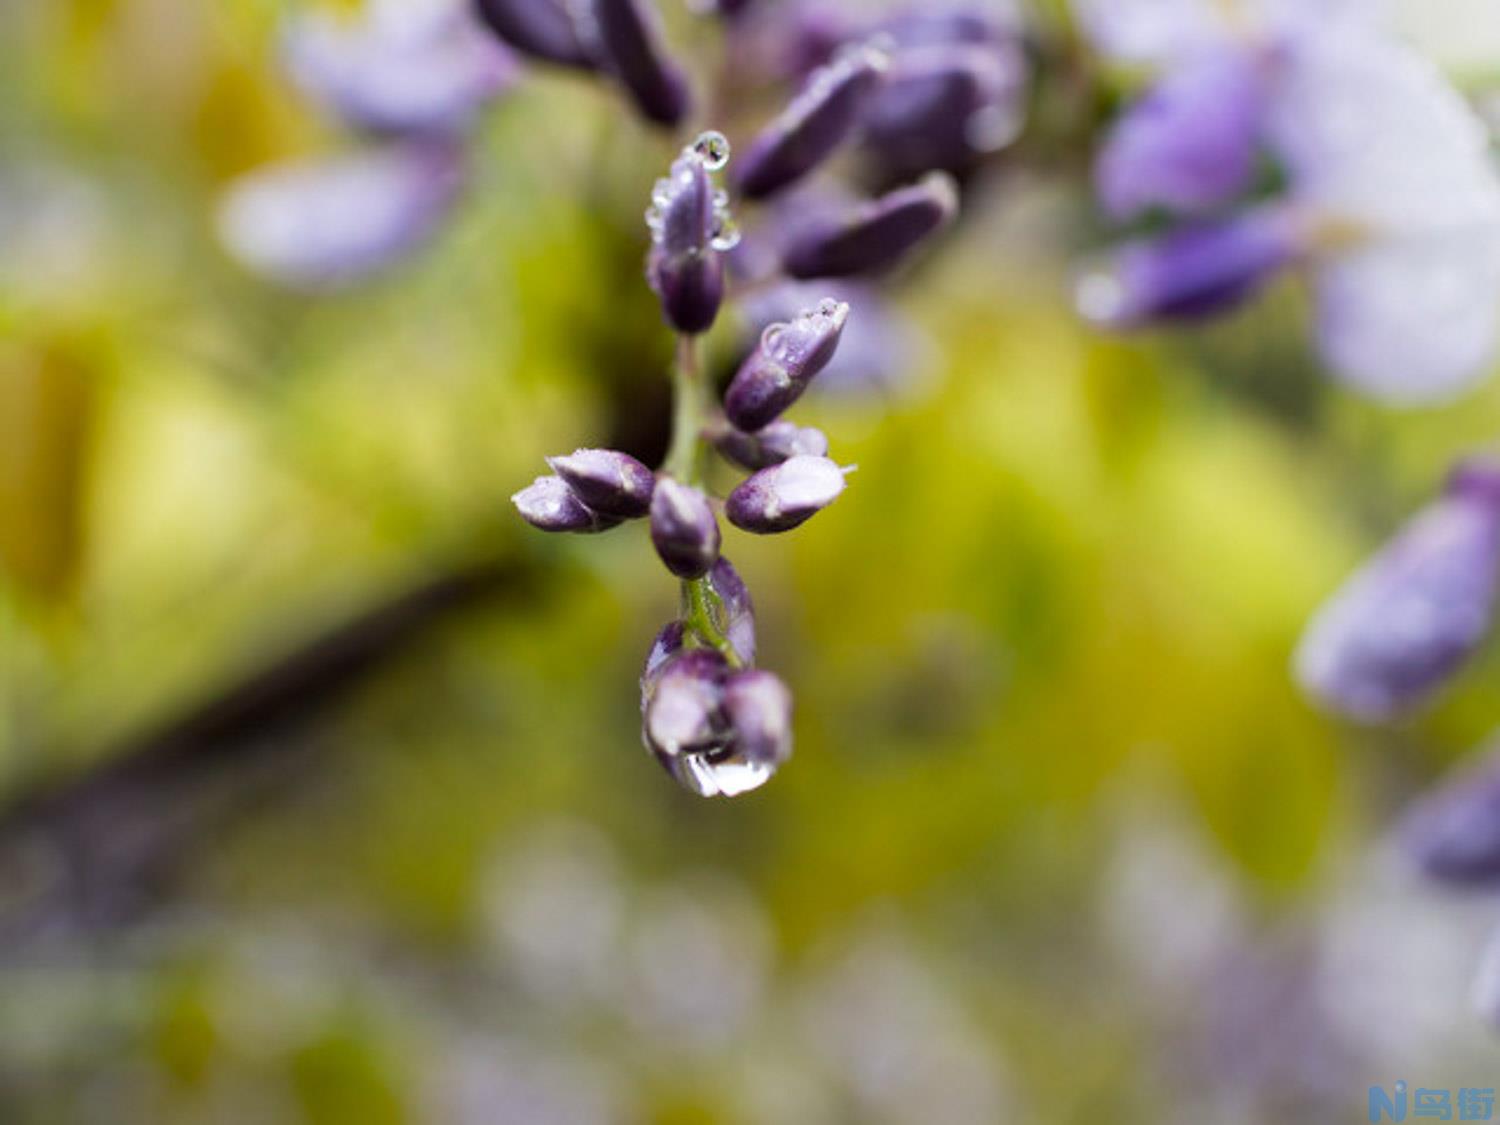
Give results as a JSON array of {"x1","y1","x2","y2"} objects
[
  {"x1": 1401, "y1": 739, "x2": 1500, "y2": 887},
  {"x1": 1295, "y1": 476, "x2": 1500, "y2": 722},
  {"x1": 284, "y1": 0, "x2": 516, "y2": 135},
  {"x1": 218, "y1": 142, "x2": 464, "y2": 289}
]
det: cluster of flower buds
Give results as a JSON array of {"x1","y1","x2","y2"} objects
[
  {"x1": 1295, "y1": 459, "x2": 1500, "y2": 724},
  {"x1": 508, "y1": 70, "x2": 974, "y2": 791},
  {"x1": 1077, "y1": 0, "x2": 1500, "y2": 404}
]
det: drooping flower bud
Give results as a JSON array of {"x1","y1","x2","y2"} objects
[
  {"x1": 860, "y1": 43, "x2": 1026, "y2": 182},
  {"x1": 716, "y1": 419, "x2": 830, "y2": 470},
  {"x1": 647, "y1": 133, "x2": 737, "y2": 335},
  {"x1": 723, "y1": 298, "x2": 849, "y2": 431},
  {"x1": 586, "y1": 0, "x2": 691, "y2": 127},
  {"x1": 511, "y1": 475, "x2": 620, "y2": 533},
  {"x1": 726, "y1": 455, "x2": 848, "y2": 534},
  {"x1": 1400, "y1": 740, "x2": 1500, "y2": 887},
  {"x1": 736, "y1": 41, "x2": 889, "y2": 201},
  {"x1": 1076, "y1": 207, "x2": 1302, "y2": 329},
  {"x1": 643, "y1": 648, "x2": 729, "y2": 763},
  {"x1": 782, "y1": 172, "x2": 958, "y2": 280},
  {"x1": 1095, "y1": 46, "x2": 1266, "y2": 222},
  {"x1": 721, "y1": 669, "x2": 793, "y2": 768},
  {"x1": 547, "y1": 448, "x2": 656, "y2": 518},
  {"x1": 650, "y1": 477, "x2": 722, "y2": 578},
  {"x1": 473, "y1": 0, "x2": 594, "y2": 69},
  {"x1": 217, "y1": 140, "x2": 465, "y2": 290},
  {"x1": 1294, "y1": 459, "x2": 1500, "y2": 722}
]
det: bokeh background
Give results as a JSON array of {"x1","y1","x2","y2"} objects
[{"x1": 5, "y1": 1, "x2": 1500, "y2": 1122}]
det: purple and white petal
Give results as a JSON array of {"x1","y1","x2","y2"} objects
[
  {"x1": 1294, "y1": 473, "x2": 1500, "y2": 722},
  {"x1": 217, "y1": 142, "x2": 465, "y2": 290}
]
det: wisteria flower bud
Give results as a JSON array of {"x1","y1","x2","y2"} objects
[
  {"x1": 1096, "y1": 46, "x2": 1265, "y2": 222},
  {"x1": 782, "y1": 172, "x2": 958, "y2": 280},
  {"x1": 586, "y1": 0, "x2": 691, "y2": 127},
  {"x1": 707, "y1": 557, "x2": 757, "y2": 666},
  {"x1": 717, "y1": 419, "x2": 830, "y2": 470},
  {"x1": 643, "y1": 648, "x2": 729, "y2": 762},
  {"x1": 1294, "y1": 459, "x2": 1500, "y2": 722},
  {"x1": 512, "y1": 474, "x2": 620, "y2": 533},
  {"x1": 721, "y1": 669, "x2": 793, "y2": 768},
  {"x1": 547, "y1": 448, "x2": 655, "y2": 518},
  {"x1": 647, "y1": 133, "x2": 737, "y2": 335},
  {"x1": 650, "y1": 477, "x2": 721, "y2": 578},
  {"x1": 473, "y1": 0, "x2": 594, "y2": 68},
  {"x1": 217, "y1": 141, "x2": 465, "y2": 290},
  {"x1": 861, "y1": 44, "x2": 1026, "y2": 182},
  {"x1": 1400, "y1": 741, "x2": 1500, "y2": 886},
  {"x1": 1077, "y1": 207, "x2": 1301, "y2": 329},
  {"x1": 736, "y1": 41, "x2": 889, "y2": 201},
  {"x1": 726, "y1": 454, "x2": 848, "y2": 534},
  {"x1": 724, "y1": 298, "x2": 849, "y2": 431}
]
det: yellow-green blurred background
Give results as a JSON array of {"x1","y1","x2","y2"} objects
[{"x1": 4, "y1": 2, "x2": 1500, "y2": 1122}]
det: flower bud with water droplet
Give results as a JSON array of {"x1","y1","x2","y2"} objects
[
  {"x1": 473, "y1": 0, "x2": 594, "y2": 69},
  {"x1": 782, "y1": 172, "x2": 958, "y2": 280},
  {"x1": 1077, "y1": 207, "x2": 1301, "y2": 329},
  {"x1": 547, "y1": 448, "x2": 655, "y2": 518},
  {"x1": 512, "y1": 474, "x2": 621, "y2": 533},
  {"x1": 647, "y1": 134, "x2": 736, "y2": 334},
  {"x1": 716, "y1": 419, "x2": 830, "y2": 471},
  {"x1": 722, "y1": 669, "x2": 793, "y2": 769},
  {"x1": 651, "y1": 477, "x2": 722, "y2": 578},
  {"x1": 737, "y1": 40, "x2": 889, "y2": 200},
  {"x1": 1400, "y1": 738, "x2": 1500, "y2": 887},
  {"x1": 643, "y1": 648, "x2": 730, "y2": 764},
  {"x1": 726, "y1": 454, "x2": 848, "y2": 534},
  {"x1": 1295, "y1": 458, "x2": 1500, "y2": 722},
  {"x1": 586, "y1": 0, "x2": 691, "y2": 127},
  {"x1": 723, "y1": 298, "x2": 849, "y2": 431}
]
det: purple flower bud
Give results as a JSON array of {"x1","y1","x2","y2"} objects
[
  {"x1": 217, "y1": 141, "x2": 465, "y2": 290},
  {"x1": 647, "y1": 134, "x2": 737, "y2": 335},
  {"x1": 285, "y1": 2, "x2": 517, "y2": 136},
  {"x1": 722, "y1": 669, "x2": 793, "y2": 768},
  {"x1": 736, "y1": 41, "x2": 889, "y2": 201},
  {"x1": 473, "y1": 0, "x2": 593, "y2": 68},
  {"x1": 642, "y1": 620, "x2": 687, "y2": 693},
  {"x1": 650, "y1": 477, "x2": 722, "y2": 578},
  {"x1": 861, "y1": 44, "x2": 1026, "y2": 181},
  {"x1": 726, "y1": 454, "x2": 847, "y2": 534},
  {"x1": 586, "y1": 0, "x2": 691, "y2": 127},
  {"x1": 511, "y1": 474, "x2": 620, "y2": 533},
  {"x1": 1077, "y1": 207, "x2": 1301, "y2": 328},
  {"x1": 1096, "y1": 47, "x2": 1265, "y2": 221},
  {"x1": 707, "y1": 557, "x2": 757, "y2": 666},
  {"x1": 1295, "y1": 460, "x2": 1500, "y2": 722},
  {"x1": 717, "y1": 419, "x2": 830, "y2": 470},
  {"x1": 643, "y1": 648, "x2": 730, "y2": 762},
  {"x1": 547, "y1": 448, "x2": 656, "y2": 518},
  {"x1": 723, "y1": 298, "x2": 849, "y2": 431},
  {"x1": 782, "y1": 172, "x2": 958, "y2": 280},
  {"x1": 1400, "y1": 741, "x2": 1500, "y2": 887}
]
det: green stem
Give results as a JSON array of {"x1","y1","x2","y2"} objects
[{"x1": 663, "y1": 335, "x2": 742, "y2": 667}]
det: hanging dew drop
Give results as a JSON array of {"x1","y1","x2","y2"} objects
[{"x1": 692, "y1": 130, "x2": 732, "y2": 172}]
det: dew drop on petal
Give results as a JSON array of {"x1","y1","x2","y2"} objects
[{"x1": 693, "y1": 130, "x2": 732, "y2": 172}]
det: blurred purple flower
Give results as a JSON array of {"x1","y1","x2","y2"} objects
[
  {"x1": 217, "y1": 141, "x2": 465, "y2": 290},
  {"x1": 474, "y1": 0, "x2": 595, "y2": 68},
  {"x1": 586, "y1": 0, "x2": 692, "y2": 127},
  {"x1": 1294, "y1": 460, "x2": 1500, "y2": 723},
  {"x1": 284, "y1": 0, "x2": 517, "y2": 135},
  {"x1": 782, "y1": 172, "x2": 959, "y2": 280},
  {"x1": 1402, "y1": 739, "x2": 1500, "y2": 888},
  {"x1": 1084, "y1": 6, "x2": 1500, "y2": 402}
]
